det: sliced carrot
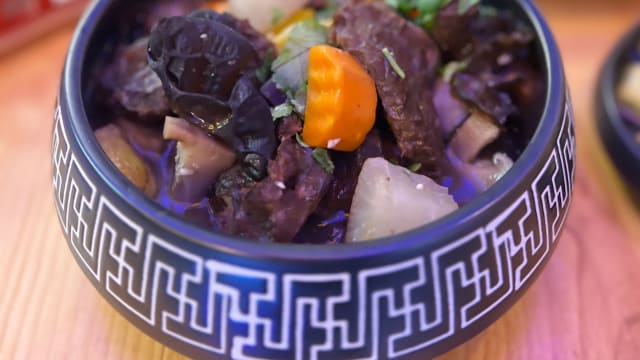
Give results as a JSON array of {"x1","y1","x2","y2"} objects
[
  {"x1": 303, "y1": 45, "x2": 378, "y2": 152},
  {"x1": 205, "y1": 1, "x2": 229, "y2": 13}
]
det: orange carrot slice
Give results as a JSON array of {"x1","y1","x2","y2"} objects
[{"x1": 303, "y1": 45, "x2": 378, "y2": 152}]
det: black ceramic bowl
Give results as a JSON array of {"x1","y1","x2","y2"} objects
[
  {"x1": 596, "y1": 24, "x2": 640, "y2": 195},
  {"x1": 52, "y1": 1, "x2": 575, "y2": 359}
]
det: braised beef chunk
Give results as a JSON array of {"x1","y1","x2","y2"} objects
[
  {"x1": 213, "y1": 117, "x2": 331, "y2": 243},
  {"x1": 101, "y1": 38, "x2": 170, "y2": 121},
  {"x1": 331, "y1": 0, "x2": 446, "y2": 178},
  {"x1": 317, "y1": 130, "x2": 385, "y2": 218},
  {"x1": 460, "y1": 9, "x2": 541, "y2": 146},
  {"x1": 304, "y1": 131, "x2": 392, "y2": 244},
  {"x1": 452, "y1": 72, "x2": 515, "y2": 124},
  {"x1": 432, "y1": 0, "x2": 477, "y2": 57}
]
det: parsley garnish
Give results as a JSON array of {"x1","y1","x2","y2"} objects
[
  {"x1": 384, "y1": 0, "x2": 479, "y2": 30},
  {"x1": 312, "y1": 148, "x2": 335, "y2": 174},
  {"x1": 408, "y1": 163, "x2": 423, "y2": 173},
  {"x1": 382, "y1": 47, "x2": 406, "y2": 79},
  {"x1": 255, "y1": 49, "x2": 275, "y2": 83},
  {"x1": 441, "y1": 60, "x2": 468, "y2": 83},
  {"x1": 271, "y1": 103, "x2": 294, "y2": 121}
]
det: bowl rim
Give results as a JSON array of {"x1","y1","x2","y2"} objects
[
  {"x1": 61, "y1": 0, "x2": 566, "y2": 261},
  {"x1": 596, "y1": 25, "x2": 640, "y2": 167}
]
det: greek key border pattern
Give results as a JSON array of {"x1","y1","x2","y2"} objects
[{"x1": 52, "y1": 95, "x2": 575, "y2": 359}]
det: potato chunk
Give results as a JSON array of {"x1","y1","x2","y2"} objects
[
  {"x1": 95, "y1": 124, "x2": 157, "y2": 197},
  {"x1": 163, "y1": 116, "x2": 237, "y2": 203},
  {"x1": 346, "y1": 158, "x2": 458, "y2": 243}
]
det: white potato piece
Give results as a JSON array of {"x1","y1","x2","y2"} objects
[
  {"x1": 163, "y1": 116, "x2": 237, "y2": 203},
  {"x1": 450, "y1": 111, "x2": 501, "y2": 163},
  {"x1": 95, "y1": 124, "x2": 157, "y2": 197},
  {"x1": 346, "y1": 158, "x2": 459, "y2": 243},
  {"x1": 449, "y1": 150, "x2": 514, "y2": 192},
  {"x1": 227, "y1": 0, "x2": 307, "y2": 32}
]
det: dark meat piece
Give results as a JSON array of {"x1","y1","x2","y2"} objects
[
  {"x1": 316, "y1": 130, "x2": 385, "y2": 218},
  {"x1": 277, "y1": 115, "x2": 303, "y2": 139},
  {"x1": 101, "y1": 37, "x2": 169, "y2": 121},
  {"x1": 453, "y1": 72, "x2": 516, "y2": 124},
  {"x1": 465, "y1": 9, "x2": 536, "y2": 67},
  {"x1": 213, "y1": 116, "x2": 332, "y2": 243},
  {"x1": 331, "y1": 0, "x2": 446, "y2": 178},
  {"x1": 307, "y1": 129, "x2": 401, "y2": 244},
  {"x1": 432, "y1": 0, "x2": 477, "y2": 57}
]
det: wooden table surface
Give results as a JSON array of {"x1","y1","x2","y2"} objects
[{"x1": 1, "y1": 1, "x2": 639, "y2": 359}]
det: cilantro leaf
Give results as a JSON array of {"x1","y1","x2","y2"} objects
[
  {"x1": 312, "y1": 148, "x2": 335, "y2": 174},
  {"x1": 271, "y1": 20, "x2": 328, "y2": 116},
  {"x1": 457, "y1": 0, "x2": 480, "y2": 15},
  {"x1": 271, "y1": 103, "x2": 294, "y2": 120}
]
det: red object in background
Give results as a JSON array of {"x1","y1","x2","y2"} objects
[{"x1": 0, "y1": 0, "x2": 88, "y2": 54}]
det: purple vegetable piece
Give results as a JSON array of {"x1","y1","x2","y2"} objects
[{"x1": 260, "y1": 80, "x2": 288, "y2": 107}]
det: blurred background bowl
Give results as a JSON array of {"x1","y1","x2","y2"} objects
[
  {"x1": 52, "y1": 0, "x2": 575, "y2": 358},
  {"x1": 595, "y1": 24, "x2": 640, "y2": 196}
]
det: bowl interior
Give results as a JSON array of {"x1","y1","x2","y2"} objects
[{"x1": 65, "y1": 0, "x2": 564, "y2": 258}]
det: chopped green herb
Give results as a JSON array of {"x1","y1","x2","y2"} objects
[
  {"x1": 272, "y1": 20, "x2": 328, "y2": 69},
  {"x1": 312, "y1": 148, "x2": 335, "y2": 174},
  {"x1": 458, "y1": 0, "x2": 480, "y2": 15},
  {"x1": 408, "y1": 163, "x2": 423, "y2": 172},
  {"x1": 296, "y1": 133, "x2": 310, "y2": 148},
  {"x1": 382, "y1": 47, "x2": 406, "y2": 79},
  {"x1": 271, "y1": 7, "x2": 284, "y2": 26},
  {"x1": 384, "y1": 0, "x2": 471, "y2": 30},
  {"x1": 271, "y1": 20, "x2": 328, "y2": 116},
  {"x1": 317, "y1": 0, "x2": 339, "y2": 20},
  {"x1": 271, "y1": 103, "x2": 294, "y2": 120},
  {"x1": 255, "y1": 49, "x2": 275, "y2": 83},
  {"x1": 441, "y1": 60, "x2": 468, "y2": 83},
  {"x1": 478, "y1": 5, "x2": 498, "y2": 17}
]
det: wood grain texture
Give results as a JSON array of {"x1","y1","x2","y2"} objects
[{"x1": 0, "y1": 1, "x2": 639, "y2": 359}]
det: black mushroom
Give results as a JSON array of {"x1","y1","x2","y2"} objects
[
  {"x1": 148, "y1": 10, "x2": 276, "y2": 180},
  {"x1": 330, "y1": 0, "x2": 446, "y2": 178}
]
